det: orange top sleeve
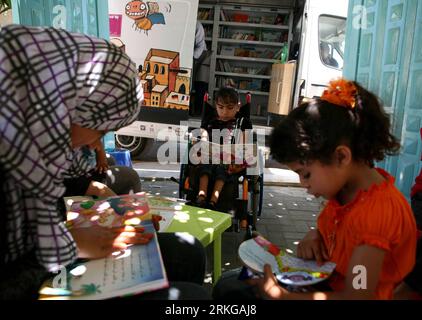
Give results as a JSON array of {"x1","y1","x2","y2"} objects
[{"x1": 317, "y1": 168, "x2": 417, "y2": 299}]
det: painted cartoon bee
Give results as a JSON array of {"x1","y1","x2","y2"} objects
[{"x1": 125, "y1": 1, "x2": 167, "y2": 34}]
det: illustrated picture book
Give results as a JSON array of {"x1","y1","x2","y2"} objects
[
  {"x1": 238, "y1": 235, "x2": 336, "y2": 286},
  {"x1": 39, "y1": 220, "x2": 168, "y2": 300}
]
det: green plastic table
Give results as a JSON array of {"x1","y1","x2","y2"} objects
[{"x1": 163, "y1": 203, "x2": 232, "y2": 284}]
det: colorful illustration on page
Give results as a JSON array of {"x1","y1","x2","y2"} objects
[
  {"x1": 66, "y1": 193, "x2": 150, "y2": 229},
  {"x1": 252, "y1": 236, "x2": 335, "y2": 282}
]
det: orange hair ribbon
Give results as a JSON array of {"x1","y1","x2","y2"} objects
[{"x1": 321, "y1": 79, "x2": 357, "y2": 110}]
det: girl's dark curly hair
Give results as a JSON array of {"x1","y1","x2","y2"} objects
[{"x1": 269, "y1": 82, "x2": 401, "y2": 166}]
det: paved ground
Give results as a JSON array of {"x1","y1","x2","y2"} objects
[{"x1": 140, "y1": 171, "x2": 323, "y2": 286}]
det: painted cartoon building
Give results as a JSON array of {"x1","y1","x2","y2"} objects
[
  {"x1": 151, "y1": 85, "x2": 168, "y2": 106},
  {"x1": 165, "y1": 92, "x2": 190, "y2": 109},
  {"x1": 140, "y1": 74, "x2": 157, "y2": 105},
  {"x1": 175, "y1": 69, "x2": 191, "y2": 94},
  {"x1": 139, "y1": 48, "x2": 191, "y2": 110}
]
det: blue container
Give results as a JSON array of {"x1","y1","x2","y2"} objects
[
  {"x1": 103, "y1": 132, "x2": 116, "y2": 151},
  {"x1": 107, "y1": 148, "x2": 133, "y2": 168}
]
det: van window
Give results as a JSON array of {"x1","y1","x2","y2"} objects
[{"x1": 319, "y1": 15, "x2": 346, "y2": 69}]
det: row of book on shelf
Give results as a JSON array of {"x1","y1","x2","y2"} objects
[
  {"x1": 219, "y1": 28, "x2": 283, "y2": 43},
  {"x1": 219, "y1": 10, "x2": 288, "y2": 25},
  {"x1": 220, "y1": 45, "x2": 285, "y2": 61},
  {"x1": 198, "y1": 9, "x2": 213, "y2": 20},
  {"x1": 217, "y1": 60, "x2": 269, "y2": 75},
  {"x1": 217, "y1": 77, "x2": 270, "y2": 92}
]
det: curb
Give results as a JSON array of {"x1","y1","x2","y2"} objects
[{"x1": 140, "y1": 176, "x2": 301, "y2": 187}]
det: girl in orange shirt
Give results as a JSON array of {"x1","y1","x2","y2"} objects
[{"x1": 256, "y1": 79, "x2": 417, "y2": 300}]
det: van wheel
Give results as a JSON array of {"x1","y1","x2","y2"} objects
[{"x1": 115, "y1": 135, "x2": 147, "y2": 158}]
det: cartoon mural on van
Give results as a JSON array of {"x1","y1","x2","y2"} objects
[{"x1": 125, "y1": 1, "x2": 169, "y2": 34}]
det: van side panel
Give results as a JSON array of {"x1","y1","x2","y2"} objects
[{"x1": 297, "y1": 0, "x2": 348, "y2": 99}]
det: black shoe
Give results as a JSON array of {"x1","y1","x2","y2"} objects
[
  {"x1": 195, "y1": 195, "x2": 207, "y2": 208},
  {"x1": 206, "y1": 201, "x2": 217, "y2": 210}
]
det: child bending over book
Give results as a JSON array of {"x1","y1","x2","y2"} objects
[
  {"x1": 195, "y1": 87, "x2": 252, "y2": 209},
  {"x1": 213, "y1": 79, "x2": 417, "y2": 300}
]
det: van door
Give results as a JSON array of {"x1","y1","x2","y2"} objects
[
  {"x1": 299, "y1": 0, "x2": 348, "y2": 99},
  {"x1": 344, "y1": 0, "x2": 422, "y2": 199}
]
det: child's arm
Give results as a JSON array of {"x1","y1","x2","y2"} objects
[
  {"x1": 94, "y1": 140, "x2": 108, "y2": 174},
  {"x1": 251, "y1": 245, "x2": 385, "y2": 300},
  {"x1": 85, "y1": 180, "x2": 116, "y2": 198},
  {"x1": 240, "y1": 129, "x2": 248, "y2": 145}
]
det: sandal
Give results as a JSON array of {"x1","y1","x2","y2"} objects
[
  {"x1": 240, "y1": 218, "x2": 248, "y2": 230},
  {"x1": 207, "y1": 200, "x2": 217, "y2": 210},
  {"x1": 195, "y1": 195, "x2": 207, "y2": 208}
]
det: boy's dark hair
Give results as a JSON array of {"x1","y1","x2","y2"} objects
[
  {"x1": 214, "y1": 87, "x2": 239, "y2": 105},
  {"x1": 269, "y1": 81, "x2": 401, "y2": 166}
]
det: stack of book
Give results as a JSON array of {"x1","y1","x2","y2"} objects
[
  {"x1": 198, "y1": 9, "x2": 212, "y2": 20},
  {"x1": 231, "y1": 32, "x2": 257, "y2": 41},
  {"x1": 217, "y1": 60, "x2": 232, "y2": 72},
  {"x1": 220, "y1": 10, "x2": 229, "y2": 21}
]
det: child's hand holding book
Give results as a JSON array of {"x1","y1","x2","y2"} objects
[{"x1": 296, "y1": 229, "x2": 330, "y2": 266}]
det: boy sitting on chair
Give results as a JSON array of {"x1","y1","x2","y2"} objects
[{"x1": 194, "y1": 87, "x2": 252, "y2": 209}]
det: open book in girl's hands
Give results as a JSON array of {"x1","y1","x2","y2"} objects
[{"x1": 238, "y1": 236, "x2": 336, "y2": 286}]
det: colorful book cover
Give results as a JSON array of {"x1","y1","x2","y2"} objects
[
  {"x1": 65, "y1": 193, "x2": 151, "y2": 229},
  {"x1": 39, "y1": 221, "x2": 168, "y2": 300},
  {"x1": 145, "y1": 195, "x2": 185, "y2": 232},
  {"x1": 238, "y1": 236, "x2": 336, "y2": 286}
]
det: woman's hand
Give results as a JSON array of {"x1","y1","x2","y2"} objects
[
  {"x1": 297, "y1": 229, "x2": 329, "y2": 265},
  {"x1": 70, "y1": 225, "x2": 153, "y2": 259},
  {"x1": 247, "y1": 264, "x2": 287, "y2": 299}
]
